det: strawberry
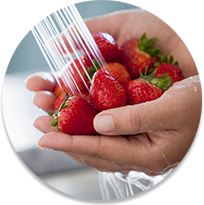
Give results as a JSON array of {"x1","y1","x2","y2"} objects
[
  {"x1": 64, "y1": 57, "x2": 90, "y2": 93},
  {"x1": 89, "y1": 70, "x2": 127, "y2": 111},
  {"x1": 54, "y1": 92, "x2": 67, "y2": 111},
  {"x1": 153, "y1": 55, "x2": 184, "y2": 83},
  {"x1": 87, "y1": 60, "x2": 131, "y2": 89},
  {"x1": 118, "y1": 33, "x2": 160, "y2": 79},
  {"x1": 101, "y1": 62, "x2": 131, "y2": 89},
  {"x1": 54, "y1": 92, "x2": 91, "y2": 113},
  {"x1": 126, "y1": 69, "x2": 172, "y2": 105},
  {"x1": 54, "y1": 57, "x2": 90, "y2": 97},
  {"x1": 51, "y1": 91, "x2": 98, "y2": 135},
  {"x1": 84, "y1": 32, "x2": 119, "y2": 67}
]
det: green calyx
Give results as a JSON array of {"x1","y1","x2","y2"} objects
[
  {"x1": 139, "y1": 67, "x2": 172, "y2": 91},
  {"x1": 50, "y1": 90, "x2": 70, "y2": 127},
  {"x1": 138, "y1": 33, "x2": 160, "y2": 56},
  {"x1": 85, "y1": 59, "x2": 101, "y2": 80},
  {"x1": 154, "y1": 54, "x2": 179, "y2": 68}
]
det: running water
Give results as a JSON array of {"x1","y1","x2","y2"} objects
[{"x1": 31, "y1": 4, "x2": 106, "y2": 96}]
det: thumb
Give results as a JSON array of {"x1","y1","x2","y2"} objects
[
  {"x1": 93, "y1": 95, "x2": 180, "y2": 136},
  {"x1": 94, "y1": 101, "x2": 165, "y2": 135}
]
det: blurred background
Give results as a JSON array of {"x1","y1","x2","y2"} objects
[{"x1": 2, "y1": 0, "x2": 138, "y2": 200}]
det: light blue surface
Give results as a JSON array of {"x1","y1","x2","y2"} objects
[{"x1": 6, "y1": 0, "x2": 138, "y2": 73}]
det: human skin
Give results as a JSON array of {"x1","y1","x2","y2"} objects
[{"x1": 26, "y1": 9, "x2": 201, "y2": 175}]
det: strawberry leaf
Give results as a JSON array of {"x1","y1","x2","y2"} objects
[
  {"x1": 161, "y1": 54, "x2": 168, "y2": 63},
  {"x1": 138, "y1": 33, "x2": 159, "y2": 56},
  {"x1": 140, "y1": 67, "x2": 172, "y2": 91},
  {"x1": 159, "y1": 54, "x2": 179, "y2": 65},
  {"x1": 169, "y1": 55, "x2": 174, "y2": 64},
  {"x1": 146, "y1": 38, "x2": 158, "y2": 48},
  {"x1": 140, "y1": 33, "x2": 147, "y2": 45},
  {"x1": 148, "y1": 47, "x2": 160, "y2": 56},
  {"x1": 153, "y1": 61, "x2": 161, "y2": 68},
  {"x1": 50, "y1": 118, "x2": 58, "y2": 127},
  {"x1": 87, "y1": 59, "x2": 101, "y2": 79}
]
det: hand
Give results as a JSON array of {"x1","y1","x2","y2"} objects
[{"x1": 25, "y1": 9, "x2": 201, "y2": 175}]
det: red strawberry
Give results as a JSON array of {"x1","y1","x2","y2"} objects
[
  {"x1": 101, "y1": 62, "x2": 131, "y2": 89},
  {"x1": 54, "y1": 57, "x2": 90, "y2": 97},
  {"x1": 51, "y1": 91, "x2": 98, "y2": 135},
  {"x1": 84, "y1": 32, "x2": 119, "y2": 67},
  {"x1": 153, "y1": 55, "x2": 184, "y2": 83},
  {"x1": 89, "y1": 70, "x2": 127, "y2": 111},
  {"x1": 54, "y1": 92, "x2": 91, "y2": 113},
  {"x1": 54, "y1": 92, "x2": 66, "y2": 111},
  {"x1": 119, "y1": 33, "x2": 160, "y2": 79},
  {"x1": 80, "y1": 92, "x2": 91, "y2": 104},
  {"x1": 64, "y1": 57, "x2": 90, "y2": 93},
  {"x1": 126, "y1": 69, "x2": 172, "y2": 105},
  {"x1": 155, "y1": 63, "x2": 184, "y2": 83}
]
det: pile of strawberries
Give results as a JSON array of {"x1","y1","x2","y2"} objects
[{"x1": 50, "y1": 32, "x2": 184, "y2": 135}]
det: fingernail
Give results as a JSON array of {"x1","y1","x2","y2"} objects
[
  {"x1": 37, "y1": 144, "x2": 51, "y2": 150},
  {"x1": 94, "y1": 115, "x2": 115, "y2": 133},
  {"x1": 37, "y1": 136, "x2": 52, "y2": 150}
]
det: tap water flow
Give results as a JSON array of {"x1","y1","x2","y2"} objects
[{"x1": 31, "y1": 4, "x2": 107, "y2": 96}]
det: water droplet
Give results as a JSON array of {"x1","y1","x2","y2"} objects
[
  {"x1": 194, "y1": 87, "x2": 198, "y2": 92},
  {"x1": 175, "y1": 84, "x2": 186, "y2": 89},
  {"x1": 194, "y1": 79, "x2": 200, "y2": 83}
]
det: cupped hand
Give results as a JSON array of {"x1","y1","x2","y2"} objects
[
  {"x1": 27, "y1": 73, "x2": 201, "y2": 175},
  {"x1": 25, "y1": 9, "x2": 201, "y2": 175}
]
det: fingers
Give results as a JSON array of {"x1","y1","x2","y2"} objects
[
  {"x1": 33, "y1": 115, "x2": 58, "y2": 133},
  {"x1": 25, "y1": 72, "x2": 56, "y2": 92},
  {"x1": 37, "y1": 131, "x2": 173, "y2": 175},
  {"x1": 93, "y1": 99, "x2": 174, "y2": 136},
  {"x1": 33, "y1": 91, "x2": 56, "y2": 113},
  {"x1": 94, "y1": 76, "x2": 201, "y2": 136},
  {"x1": 25, "y1": 72, "x2": 57, "y2": 112},
  {"x1": 38, "y1": 132, "x2": 160, "y2": 171}
]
